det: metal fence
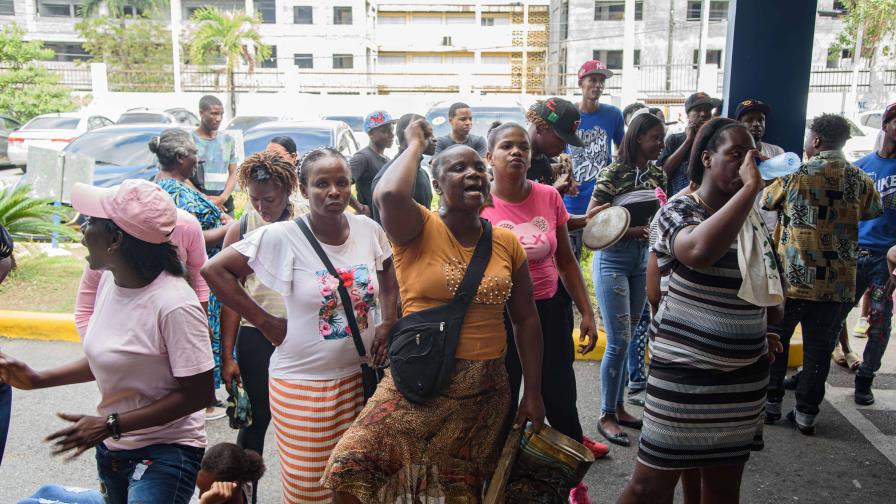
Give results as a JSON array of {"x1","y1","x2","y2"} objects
[{"x1": 180, "y1": 69, "x2": 285, "y2": 93}]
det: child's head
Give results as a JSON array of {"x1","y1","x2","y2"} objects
[{"x1": 196, "y1": 443, "x2": 266, "y2": 493}]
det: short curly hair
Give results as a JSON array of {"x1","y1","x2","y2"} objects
[
  {"x1": 809, "y1": 113, "x2": 852, "y2": 150},
  {"x1": 237, "y1": 151, "x2": 299, "y2": 195}
]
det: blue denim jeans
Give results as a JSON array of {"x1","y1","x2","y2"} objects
[
  {"x1": 95, "y1": 442, "x2": 204, "y2": 504},
  {"x1": 854, "y1": 253, "x2": 894, "y2": 379},
  {"x1": 627, "y1": 304, "x2": 651, "y2": 391},
  {"x1": 594, "y1": 239, "x2": 649, "y2": 414},
  {"x1": 0, "y1": 383, "x2": 10, "y2": 466}
]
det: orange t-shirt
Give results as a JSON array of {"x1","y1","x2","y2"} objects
[{"x1": 392, "y1": 205, "x2": 527, "y2": 360}]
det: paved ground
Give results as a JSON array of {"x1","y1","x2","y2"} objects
[{"x1": 2, "y1": 309, "x2": 896, "y2": 503}]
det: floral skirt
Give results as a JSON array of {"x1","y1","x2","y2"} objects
[
  {"x1": 321, "y1": 357, "x2": 510, "y2": 503},
  {"x1": 207, "y1": 293, "x2": 222, "y2": 388}
]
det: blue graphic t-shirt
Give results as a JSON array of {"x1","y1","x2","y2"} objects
[
  {"x1": 564, "y1": 104, "x2": 625, "y2": 215},
  {"x1": 191, "y1": 131, "x2": 237, "y2": 193},
  {"x1": 856, "y1": 152, "x2": 896, "y2": 252}
]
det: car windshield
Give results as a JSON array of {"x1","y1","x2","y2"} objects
[
  {"x1": 426, "y1": 107, "x2": 526, "y2": 139},
  {"x1": 323, "y1": 115, "x2": 364, "y2": 132},
  {"x1": 227, "y1": 116, "x2": 277, "y2": 132},
  {"x1": 244, "y1": 127, "x2": 333, "y2": 157},
  {"x1": 65, "y1": 130, "x2": 160, "y2": 167},
  {"x1": 118, "y1": 113, "x2": 170, "y2": 124},
  {"x1": 24, "y1": 117, "x2": 79, "y2": 130}
]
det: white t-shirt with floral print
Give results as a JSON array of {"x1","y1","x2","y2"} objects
[{"x1": 233, "y1": 213, "x2": 392, "y2": 380}]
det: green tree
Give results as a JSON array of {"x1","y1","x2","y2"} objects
[
  {"x1": 185, "y1": 7, "x2": 271, "y2": 117},
  {"x1": 0, "y1": 185, "x2": 78, "y2": 242},
  {"x1": 76, "y1": 15, "x2": 174, "y2": 92},
  {"x1": 832, "y1": 0, "x2": 896, "y2": 59},
  {"x1": 0, "y1": 24, "x2": 75, "y2": 123}
]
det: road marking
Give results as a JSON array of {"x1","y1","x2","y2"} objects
[{"x1": 826, "y1": 385, "x2": 896, "y2": 466}]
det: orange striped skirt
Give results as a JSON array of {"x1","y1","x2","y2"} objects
[{"x1": 269, "y1": 373, "x2": 364, "y2": 504}]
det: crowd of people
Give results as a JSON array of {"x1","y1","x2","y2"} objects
[{"x1": 0, "y1": 57, "x2": 894, "y2": 504}]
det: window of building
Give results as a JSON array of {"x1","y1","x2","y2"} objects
[
  {"x1": 261, "y1": 45, "x2": 277, "y2": 68},
  {"x1": 333, "y1": 54, "x2": 354, "y2": 69},
  {"x1": 256, "y1": 0, "x2": 275, "y2": 23},
  {"x1": 446, "y1": 53, "x2": 474, "y2": 65},
  {"x1": 592, "y1": 49, "x2": 623, "y2": 69},
  {"x1": 334, "y1": 6, "x2": 352, "y2": 25},
  {"x1": 43, "y1": 42, "x2": 89, "y2": 62},
  {"x1": 687, "y1": 1, "x2": 729, "y2": 21},
  {"x1": 378, "y1": 14, "x2": 405, "y2": 24},
  {"x1": 833, "y1": 1, "x2": 848, "y2": 11},
  {"x1": 594, "y1": 1, "x2": 643, "y2": 21},
  {"x1": 0, "y1": 0, "x2": 14, "y2": 15},
  {"x1": 446, "y1": 13, "x2": 474, "y2": 24},
  {"x1": 481, "y1": 14, "x2": 510, "y2": 26},
  {"x1": 378, "y1": 54, "x2": 406, "y2": 66},
  {"x1": 294, "y1": 53, "x2": 313, "y2": 68},
  {"x1": 411, "y1": 54, "x2": 442, "y2": 65},
  {"x1": 692, "y1": 49, "x2": 723, "y2": 66},
  {"x1": 38, "y1": 1, "x2": 82, "y2": 17},
  {"x1": 294, "y1": 6, "x2": 312, "y2": 24},
  {"x1": 411, "y1": 14, "x2": 443, "y2": 24},
  {"x1": 482, "y1": 53, "x2": 510, "y2": 65}
]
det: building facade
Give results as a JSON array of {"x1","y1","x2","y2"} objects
[{"x1": 546, "y1": 0, "x2": 852, "y2": 97}]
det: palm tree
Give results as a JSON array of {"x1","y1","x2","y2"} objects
[
  {"x1": 0, "y1": 185, "x2": 78, "y2": 247},
  {"x1": 186, "y1": 7, "x2": 271, "y2": 118}
]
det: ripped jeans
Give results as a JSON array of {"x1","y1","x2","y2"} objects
[
  {"x1": 594, "y1": 239, "x2": 649, "y2": 415},
  {"x1": 854, "y1": 252, "x2": 894, "y2": 379}
]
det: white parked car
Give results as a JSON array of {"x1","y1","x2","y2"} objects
[{"x1": 7, "y1": 112, "x2": 114, "y2": 167}]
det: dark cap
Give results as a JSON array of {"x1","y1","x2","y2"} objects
[
  {"x1": 685, "y1": 92, "x2": 715, "y2": 113},
  {"x1": 735, "y1": 99, "x2": 772, "y2": 120},
  {"x1": 883, "y1": 102, "x2": 896, "y2": 128},
  {"x1": 532, "y1": 98, "x2": 584, "y2": 148}
]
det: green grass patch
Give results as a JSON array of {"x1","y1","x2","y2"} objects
[{"x1": 0, "y1": 253, "x2": 85, "y2": 313}]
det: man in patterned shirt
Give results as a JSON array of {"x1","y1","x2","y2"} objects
[{"x1": 762, "y1": 114, "x2": 882, "y2": 435}]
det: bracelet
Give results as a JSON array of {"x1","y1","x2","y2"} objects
[{"x1": 105, "y1": 413, "x2": 122, "y2": 441}]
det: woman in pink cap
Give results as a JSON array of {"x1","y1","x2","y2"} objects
[{"x1": 0, "y1": 180, "x2": 216, "y2": 504}]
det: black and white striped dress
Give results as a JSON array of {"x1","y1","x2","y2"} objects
[{"x1": 641, "y1": 195, "x2": 769, "y2": 470}]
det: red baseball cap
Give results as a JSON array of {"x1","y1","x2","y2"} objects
[
  {"x1": 72, "y1": 180, "x2": 177, "y2": 244},
  {"x1": 882, "y1": 102, "x2": 896, "y2": 128},
  {"x1": 578, "y1": 60, "x2": 614, "y2": 81}
]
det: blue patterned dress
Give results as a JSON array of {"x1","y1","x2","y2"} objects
[{"x1": 157, "y1": 178, "x2": 224, "y2": 387}]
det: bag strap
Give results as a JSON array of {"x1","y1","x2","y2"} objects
[
  {"x1": 448, "y1": 219, "x2": 493, "y2": 310},
  {"x1": 239, "y1": 214, "x2": 249, "y2": 241},
  {"x1": 295, "y1": 217, "x2": 367, "y2": 359}
]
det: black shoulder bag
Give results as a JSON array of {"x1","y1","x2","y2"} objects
[
  {"x1": 388, "y1": 219, "x2": 493, "y2": 403},
  {"x1": 295, "y1": 217, "x2": 380, "y2": 403}
]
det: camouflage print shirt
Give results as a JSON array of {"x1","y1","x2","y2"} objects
[
  {"x1": 762, "y1": 150, "x2": 882, "y2": 302},
  {"x1": 591, "y1": 161, "x2": 667, "y2": 206}
]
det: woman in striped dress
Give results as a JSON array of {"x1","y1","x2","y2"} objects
[
  {"x1": 618, "y1": 118, "x2": 783, "y2": 503},
  {"x1": 203, "y1": 148, "x2": 399, "y2": 503}
]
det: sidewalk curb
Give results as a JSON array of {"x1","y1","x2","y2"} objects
[{"x1": 0, "y1": 310, "x2": 79, "y2": 343}]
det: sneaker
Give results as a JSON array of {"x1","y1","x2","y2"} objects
[
  {"x1": 764, "y1": 400, "x2": 782, "y2": 424},
  {"x1": 852, "y1": 317, "x2": 870, "y2": 338},
  {"x1": 627, "y1": 388, "x2": 645, "y2": 407},
  {"x1": 855, "y1": 375, "x2": 875, "y2": 406},
  {"x1": 569, "y1": 482, "x2": 593, "y2": 504},
  {"x1": 786, "y1": 409, "x2": 816, "y2": 436},
  {"x1": 205, "y1": 406, "x2": 226, "y2": 421},
  {"x1": 581, "y1": 435, "x2": 610, "y2": 459}
]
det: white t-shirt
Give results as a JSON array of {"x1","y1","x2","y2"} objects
[
  {"x1": 232, "y1": 214, "x2": 392, "y2": 380},
  {"x1": 756, "y1": 141, "x2": 787, "y2": 232},
  {"x1": 83, "y1": 272, "x2": 214, "y2": 451}
]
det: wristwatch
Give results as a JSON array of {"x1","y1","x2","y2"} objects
[{"x1": 105, "y1": 413, "x2": 122, "y2": 441}]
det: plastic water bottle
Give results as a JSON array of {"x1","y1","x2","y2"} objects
[{"x1": 757, "y1": 152, "x2": 801, "y2": 180}]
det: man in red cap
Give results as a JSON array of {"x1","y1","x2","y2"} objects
[{"x1": 565, "y1": 59, "x2": 625, "y2": 260}]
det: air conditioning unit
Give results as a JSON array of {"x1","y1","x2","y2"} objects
[{"x1": 442, "y1": 36, "x2": 452, "y2": 46}]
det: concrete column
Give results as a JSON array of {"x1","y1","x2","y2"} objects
[
  {"x1": 90, "y1": 63, "x2": 108, "y2": 96},
  {"x1": 170, "y1": 0, "x2": 182, "y2": 92},
  {"x1": 723, "y1": 0, "x2": 818, "y2": 153},
  {"x1": 621, "y1": 0, "x2": 637, "y2": 105}
]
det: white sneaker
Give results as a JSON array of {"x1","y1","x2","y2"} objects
[{"x1": 205, "y1": 406, "x2": 226, "y2": 421}]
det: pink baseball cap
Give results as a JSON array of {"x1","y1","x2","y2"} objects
[{"x1": 72, "y1": 180, "x2": 177, "y2": 244}]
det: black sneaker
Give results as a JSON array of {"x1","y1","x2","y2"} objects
[
  {"x1": 786, "y1": 410, "x2": 816, "y2": 436},
  {"x1": 855, "y1": 375, "x2": 875, "y2": 406}
]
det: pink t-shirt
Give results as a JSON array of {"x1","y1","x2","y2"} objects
[
  {"x1": 82, "y1": 271, "x2": 215, "y2": 451},
  {"x1": 74, "y1": 209, "x2": 209, "y2": 337},
  {"x1": 481, "y1": 182, "x2": 569, "y2": 300}
]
